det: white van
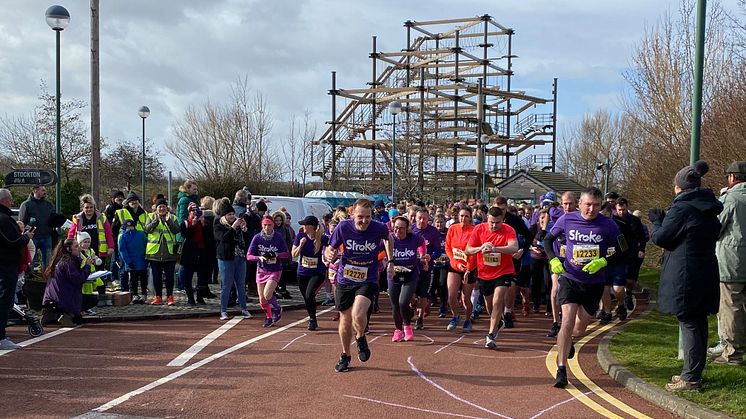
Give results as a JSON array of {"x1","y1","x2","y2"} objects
[{"x1": 252, "y1": 196, "x2": 333, "y2": 233}]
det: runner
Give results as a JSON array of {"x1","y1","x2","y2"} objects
[
  {"x1": 547, "y1": 191, "x2": 577, "y2": 337},
  {"x1": 246, "y1": 216, "x2": 290, "y2": 327},
  {"x1": 412, "y1": 208, "x2": 440, "y2": 330},
  {"x1": 615, "y1": 198, "x2": 647, "y2": 312},
  {"x1": 432, "y1": 215, "x2": 450, "y2": 317},
  {"x1": 465, "y1": 207, "x2": 518, "y2": 350},
  {"x1": 544, "y1": 187, "x2": 625, "y2": 388},
  {"x1": 291, "y1": 216, "x2": 329, "y2": 331},
  {"x1": 444, "y1": 205, "x2": 477, "y2": 332},
  {"x1": 389, "y1": 216, "x2": 426, "y2": 342},
  {"x1": 325, "y1": 199, "x2": 393, "y2": 372}
]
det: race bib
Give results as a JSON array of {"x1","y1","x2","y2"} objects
[
  {"x1": 606, "y1": 247, "x2": 616, "y2": 257},
  {"x1": 301, "y1": 256, "x2": 318, "y2": 269},
  {"x1": 483, "y1": 252, "x2": 501, "y2": 267},
  {"x1": 572, "y1": 244, "x2": 600, "y2": 264},
  {"x1": 453, "y1": 248, "x2": 467, "y2": 262},
  {"x1": 327, "y1": 269, "x2": 336, "y2": 281},
  {"x1": 266, "y1": 257, "x2": 277, "y2": 265},
  {"x1": 343, "y1": 264, "x2": 368, "y2": 282},
  {"x1": 559, "y1": 245, "x2": 567, "y2": 258}
]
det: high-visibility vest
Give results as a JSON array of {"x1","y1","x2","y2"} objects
[
  {"x1": 146, "y1": 217, "x2": 176, "y2": 256},
  {"x1": 116, "y1": 208, "x2": 148, "y2": 236},
  {"x1": 72, "y1": 213, "x2": 109, "y2": 255},
  {"x1": 80, "y1": 248, "x2": 103, "y2": 295}
]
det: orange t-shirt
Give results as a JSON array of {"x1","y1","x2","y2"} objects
[
  {"x1": 467, "y1": 222, "x2": 517, "y2": 280},
  {"x1": 445, "y1": 223, "x2": 476, "y2": 272}
]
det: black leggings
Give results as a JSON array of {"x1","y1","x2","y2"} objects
[
  {"x1": 389, "y1": 280, "x2": 417, "y2": 329},
  {"x1": 432, "y1": 266, "x2": 448, "y2": 308},
  {"x1": 530, "y1": 258, "x2": 549, "y2": 308},
  {"x1": 127, "y1": 270, "x2": 148, "y2": 296},
  {"x1": 297, "y1": 273, "x2": 325, "y2": 320}
]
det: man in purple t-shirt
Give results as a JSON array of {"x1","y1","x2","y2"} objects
[
  {"x1": 411, "y1": 208, "x2": 439, "y2": 330},
  {"x1": 325, "y1": 199, "x2": 393, "y2": 372},
  {"x1": 544, "y1": 187, "x2": 624, "y2": 388}
]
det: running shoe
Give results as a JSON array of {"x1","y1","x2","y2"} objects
[
  {"x1": 599, "y1": 312, "x2": 613, "y2": 325},
  {"x1": 503, "y1": 312, "x2": 514, "y2": 329},
  {"x1": 263, "y1": 317, "x2": 274, "y2": 328},
  {"x1": 392, "y1": 329, "x2": 404, "y2": 342},
  {"x1": 708, "y1": 342, "x2": 725, "y2": 358},
  {"x1": 568, "y1": 340, "x2": 576, "y2": 359},
  {"x1": 166, "y1": 296, "x2": 175, "y2": 306},
  {"x1": 446, "y1": 315, "x2": 460, "y2": 331},
  {"x1": 470, "y1": 310, "x2": 479, "y2": 321},
  {"x1": 272, "y1": 304, "x2": 283, "y2": 323},
  {"x1": 404, "y1": 325, "x2": 414, "y2": 341},
  {"x1": 595, "y1": 310, "x2": 604, "y2": 320},
  {"x1": 554, "y1": 367, "x2": 568, "y2": 388},
  {"x1": 485, "y1": 333, "x2": 497, "y2": 350},
  {"x1": 322, "y1": 295, "x2": 334, "y2": 306},
  {"x1": 241, "y1": 310, "x2": 252, "y2": 319},
  {"x1": 308, "y1": 319, "x2": 318, "y2": 331},
  {"x1": 0, "y1": 338, "x2": 21, "y2": 350},
  {"x1": 438, "y1": 306, "x2": 447, "y2": 318},
  {"x1": 462, "y1": 319, "x2": 473, "y2": 333},
  {"x1": 547, "y1": 322, "x2": 560, "y2": 338},
  {"x1": 356, "y1": 335, "x2": 371, "y2": 362},
  {"x1": 220, "y1": 312, "x2": 230, "y2": 320},
  {"x1": 414, "y1": 317, "x2": 424, "y2": 330},
  {"x1": 373, "y1": 302, "x2": 380, "y2": 313},
  {"x1": 150, "y1": 296, "x2": 163, "y2": 305},
  {"x1": 665, "y1": 378, "x2": 701, "y2": 392},
  {"x1": 335, "y1": 353, "x2": 351, "y2": 372},
  {"x1": 625, "y1": 293, "x2": 634, "y2": 310},
  {"x1": 616, "y1": 305, "x2": 628, "y2": 322}
]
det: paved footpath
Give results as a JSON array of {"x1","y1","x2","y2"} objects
[{"x1": 0, "y1": 291, "x2": 707, "y2": 418}]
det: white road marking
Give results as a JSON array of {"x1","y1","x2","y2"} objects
[
  {"x1": 343, "y1": 394, "x2": 486, "y2": 419},
  {"x1": 280, "y1": 333, "x2": 307, "y2": 351},
  {"x1": 93, "y1": 307, "x2": 334, "y2": 413},
  {"x1": 0, "y1": 327, "x2": 78, "y2": 357},
  {"x1": 167, "y1": 318, "x2": 243, "y2": 366},
  {"x1": 407, "y1": 356, "x2": 514, "y2": 419},
  {"x1": 369, "y1": 334, "x2": 385, "y2": 343},
  {"x1": 527, "y1": 391, "x2": 593, "y2": 419},
  {"x1": 434, "y1": 336, "x2": 463, "y2": 354},
  {"x1": 421, "y1": 334, "x2": 435, "y2": 344}
]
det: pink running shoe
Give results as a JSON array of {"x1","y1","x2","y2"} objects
[
  {"x1": 391, "y1": 329, "x2": 404, "y2": 342},
  {"x1": 404, "y1": 325, "x2": 414, "y2": 341}
]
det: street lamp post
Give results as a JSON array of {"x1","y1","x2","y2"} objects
[
  {"x1": 480, "y1": 134, "x2": 490, "y2": 200},
  {"x1": 596, "y1": 158, "x2": 610, "y2": 195},
  {"x1": 138, "y1": 106, "x2": 150, "y2": 200},
  {"x1": 389, "y1": 101, "x2": 402, "y2": 204},
  {"x1": 45, "y1": 5, "x2": 70, "y2": 213}
]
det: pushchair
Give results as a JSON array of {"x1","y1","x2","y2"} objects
[{"x1": 9, "y1": 303, "x2": 44, "y2": 338}]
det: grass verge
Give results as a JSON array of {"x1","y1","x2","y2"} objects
[{"x1": 609, "y1": 268, "x2": 746, "y2": 417}]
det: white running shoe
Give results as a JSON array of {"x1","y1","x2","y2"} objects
[{"x1": 220, "y1": 312, "x2": 230, "y2": 320}]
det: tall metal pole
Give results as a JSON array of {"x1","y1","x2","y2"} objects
[
  {"x1": 392, "y1": 114, "x2": 397, "y2": 203},
  {"x1": 141, "y1": 117, "x2": 146, "y2": 200},
  {"x1": 90, "y1": 0, "x2": 101, "y2": 206},
  {"x1": 603, "y1": 158, "x2": 610, "y2": 195},
  {"x1": 690, "y1": 0, "x2": 706, "y2": 164},
  {"x1": 552, "y1": 78, "x2": 558, "y2": 172},
  {"x1": 55, "y1": 29, "x2": 61, "y2": 213}
]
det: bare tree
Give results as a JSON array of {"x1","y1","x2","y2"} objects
[
  {"x1": 299, "y1": 111, "x2": 317, "y2": 195},
  {"x1": 101, "y1": 139, "x2": 165, "y2": 192}
]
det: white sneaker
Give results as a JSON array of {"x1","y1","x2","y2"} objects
[
  {"x1": 708, "y1": 342, "x2": 725, "y2": 357},
  {"x1": 0, "y1": 338, "x2": 21, "y2": 350},
  {"x1": 220, "y1": 312, "x2": 230, "y2": 320},
  {"x1": 241, "y1": 310, "x2": 252, "y2": 319}
]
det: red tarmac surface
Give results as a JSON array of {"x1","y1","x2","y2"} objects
[{"x1": 1, "y1": 296, "x2": 675, "y2": 419}]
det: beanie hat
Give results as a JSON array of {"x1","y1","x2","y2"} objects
[
  {"x1": 188, "y1": 202, "x2": 198, "y2": 211},
  {"x1": 374, "y1": 199, "x2": 385, "y2": 208},
  {"x1": 76, "y1": 231, "x2": 91, "y2": 244},
  {"x1": 388, "y1": 208, "x2": 399, "y2": 219},
  {"x1": 674, "y1": 160, "x2": 709, "y2": 190},
  {"x1": 125, "y1": 191, "x2": 140, "y2": 204},
  {"x1": 256, "y1": 201, "x2": 268, "y2": 212},
  {"x1": 218, "y1": 201, "x2": 235, "y2": 217},
  {"x1": 122, "y1": 219, "x2": 135, "y2": 229},
  {"x1": 112, "y1": 190, "x2": 125, "y2": 199},
  {"x1": 155, "y1": 198, "x2": 168, "y2": 208},
  {"x1": 544, "y1": 191, "x2": 556, "y2": 202}
]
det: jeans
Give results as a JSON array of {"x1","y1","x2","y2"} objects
[
  {"x1": 219, "y1": 259, "x2": 247, "y2": 312},
  {"x1": 298, "y1": 273, "x2": 325, "y2": 320},
  {"x1": 678, "y1": 314, "x2": 709, "y2": 382},
  {"x1": 150, "y1": 260, "x2": 176, "y2": 297},
  {"x1": 32, "y1": 236, "x2": 53, "y2": 270},
  {"x1": 0, "y1": 264, "x2": 19, "y2": 340}
]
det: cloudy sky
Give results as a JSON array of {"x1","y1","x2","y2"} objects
[{"x1": 0, "y1": 0, "x2": 734, "y2": 176}]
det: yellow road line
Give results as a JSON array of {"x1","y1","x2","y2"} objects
[{"x1": 545, "y1": 296, "x2": 652, "y2": 419}]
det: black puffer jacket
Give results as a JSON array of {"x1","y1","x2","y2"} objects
[{"x1": 652, "y1": 188, "x2": 723, "y2": 318}]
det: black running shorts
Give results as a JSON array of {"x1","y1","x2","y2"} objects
[
  {"x1": 557, "y1": 275, "x2": 604, "y2": 317},
  {"x1": 447, "y1": 267, "x2": 477, "y2": 284},
  {"x1": 416, "y1": 269, "x2": 432, "y2": 298},
  {"x1": 335, "y1": 282, "x2": 379, "y2": 312},
  {"x1": 478, "y1": 274, "x2": 513, "y2": 297}
]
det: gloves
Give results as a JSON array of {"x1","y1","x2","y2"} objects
[
  {"x1": 648, "y1": 208, "x2": 665, "y2": 224},
  {"x1": 549, "y1": 257, "x2": 565, "y2": 274},
  {"x1": 582, "y1": 257, "x2": 608, "y2": 274}
]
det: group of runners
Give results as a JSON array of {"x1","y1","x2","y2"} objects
[{"x1": 318, "y1": 188, "x2": 645, "y2": 388}]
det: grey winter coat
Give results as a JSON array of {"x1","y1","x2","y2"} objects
[{"x1": 717, "y1": 181, "x2": 746, "y2": 283}]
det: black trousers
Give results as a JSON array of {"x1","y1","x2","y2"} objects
[
  {"x1": 0, "y1": 264, "x2": 19, "y2": 340},
  {"x1": 678, "y1": 313, "x2": 709, "y2": 382}
]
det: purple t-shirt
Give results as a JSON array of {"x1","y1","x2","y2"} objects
[
  {"x1": 294, "y1": 233, "x2": 329, "y2": 276},
  {"x1": 392, "y1": 233, "x2": 425, "y2": 280},
  {"x1": 550, "y1": 212, "x2": 621, "y2": 284},
  {"x1": 329, "y1": 219, "x2": 390, "y2": 285},
  {"x1": 412, "y1": 224, "x2": 442, "y2": 270},
  {"x1": 247, "y1": 231, "x2": 288, "y2": 272}
]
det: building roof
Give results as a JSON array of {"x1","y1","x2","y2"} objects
[{"x1": 495, "y1": 170, "x2": 586, "y2": 198}]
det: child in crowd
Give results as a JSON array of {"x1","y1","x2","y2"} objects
[
  {"x1": 118, "y1": 219, "x2": 148, "y2": 304},
  {"x1": 77, "y1": 232, "x2": 104, "y2": 314}
]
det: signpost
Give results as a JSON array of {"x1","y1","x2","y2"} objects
[{"x1": 4, "y1": 170, "x2": 57, "y2": 186}]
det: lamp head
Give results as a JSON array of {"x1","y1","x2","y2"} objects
[
  {"x1": 388, "y1": 101, "x2": 402, "y2": 115},
  {"x1": 138, "y1": 106, "x2": 150, "y2": 119},
  {"x1": 45, "y1": 5, "x2": 70, "y2": 31}
]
